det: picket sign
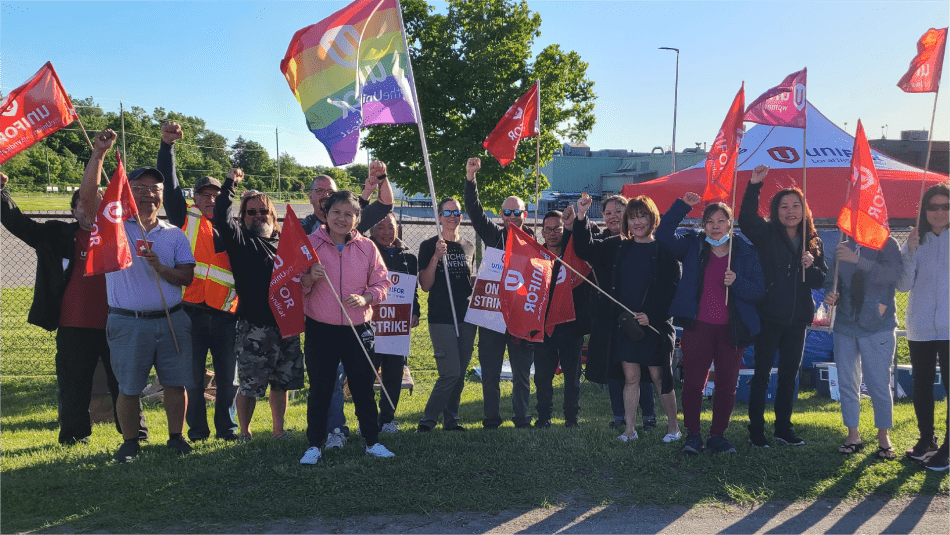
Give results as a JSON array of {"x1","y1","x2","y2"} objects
[{"x1": 465, "y1": 247, "x2": 506, "y2": 334}]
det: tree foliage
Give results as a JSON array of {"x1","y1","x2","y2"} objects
[{"x1": 363, "y1": 0, "x2": 596, "y2": 209}]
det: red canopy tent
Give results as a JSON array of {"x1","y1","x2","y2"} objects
[{"x1": 622, "y1": 102, "x2": 948, "y2": 220}]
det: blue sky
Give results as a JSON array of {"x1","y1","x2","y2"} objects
[{"x1": 2, "y1": 1, "x2": 947, "y2": 168}]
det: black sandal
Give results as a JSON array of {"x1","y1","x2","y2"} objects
[
  {"x1": 839, "y1": 442, "x2": 864, "y2": 454},
  {"x1": 877, "y1": 446, "x2": 897, "y2": 461}
]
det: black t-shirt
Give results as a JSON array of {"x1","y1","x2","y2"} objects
[{"x1": 418, "y1": 235, "x2": 475, "y2": 324}]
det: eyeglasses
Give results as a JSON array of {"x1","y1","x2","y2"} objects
[
  {"x1": 310, "y1": 188, "x2": 333, "y2": 196},
  {"x1": 926, "y1": 203, "x2": 950, "y2": 212},
  {"x1": 245, "y1": 208, "x2": 270, "y2": 216},
  {"x1": 131, "y1": 185, "x2": 163, "y2": 194},
  {"x1": 196, "y1": 191, "x2": 219, "y2": 199},
  {"x1": 502, "y1": 209, "x2": 525, "y2": 217},
  {"x1": 542, "y1": 226, "x2": 563, "y2": 234},
  {"x1": 440, "y1": 209, "x2": 462, "y2": 217}
]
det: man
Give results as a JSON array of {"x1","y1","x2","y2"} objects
[
  {"x1": 300, "y1": 161, "x2": 394, "y2": 446},
  {"x1": 159, "y1": 122, "x2": 240, "y2": 442},
  {"x1": 1, "y1": 172, "x2": 147, "y2": 445},
  {"x1": 213, "y1": 169, "x2": 305, "y2": 441},
  {"x1": 80, "y1": 129, "x2": 196, "y2": 463},
  {"x1": 464, "y1": 157, "x2": 534, "y2": 429}
]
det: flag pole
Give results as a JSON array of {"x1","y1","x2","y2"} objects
[
  {"x1": 534, "y1": 79, "x2": 541, "y2": 239},
  {"x1": 79, "y1": 129, "x2": 181, "y2": 353},
  {"x1": 801, "y1": 104, "x2": 808, "y2": 282},
  {"x1": 917, "y1": 89, "x2": 940, "y2": 209},
  {"x1": 395, "y1": 0, "x2": 460, "y2": 337},
  {"x1": 725, "y1": 144, "x2": 740, "y2": 306}
]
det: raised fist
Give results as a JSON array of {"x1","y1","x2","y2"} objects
[
  {"x1": 369, "y1": 160, "x2": 387, "y2": 178},
  {"x1": 576, "y1": 194, "x2": 592, "y2": 217},
  {"x1": 228, "y1": 168, "x2": 244, "y2": 184},
  {"x1": 683, "y1": 192, "x2": 702, "y2": 207},
  {"x1": 93, "y1": 129, "x2": 117, "y2": 153},
  {"x1": 465, "y1": 157, "x2": 481, "y2": 181},
  {"x1": 162, "y1": 122, "x2": 183, "y2": 145},
  {"x1": 750, "y1": 164, "x2": 770, "y2": 184}
]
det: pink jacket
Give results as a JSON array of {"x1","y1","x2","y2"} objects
[{"x1": 304, "y1": 226, "x2": 390, "y2": 326}]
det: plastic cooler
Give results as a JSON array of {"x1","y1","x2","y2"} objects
[
  {"x1": 893, "y1": 364, "x2": 946, "y2": 401},
  {"x1": 735, "y1": 368, "x2": 799, "y2": 403},
  {"x1": 812, "y1": 362, "x2": 836, "y2": 398}
]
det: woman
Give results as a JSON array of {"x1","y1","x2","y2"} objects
[
  {"x1": 897, "y1": 182, "x2": 949, "y2": 471},
  {"x1": 739, "y1": 165, "x2": 827, "y2": 448},
  {"x1": 369, "y1": 213, "x2": 421, "y2": 433},
  {"x1": 298, "y1": 191, "x2": 393, "y2": 464},
  {"x1": 588, "y1": 196, "x2": 659, "y2": 432},
  {"x1": 416, "y1": 198, "x2": 477, "y2": 432},
  {"x1": 571, "y1": 195, "x2": 681, "y2": 443},
  {"x1": 823, "y1": 231, "x2": 902, "y2": 460},
  {"x1": 656, "y1": 193, "x2": 765, "y2": 455}
]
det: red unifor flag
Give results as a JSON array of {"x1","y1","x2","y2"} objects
[
  {"x1": 501, "y1": 224, "x2": 553, "y2": 342},
  {"x1": 483, "y1": 81, "x2": 540, "y2": 167},
  {"x1": 897, "y1": 27, "x2": 948, "y2": 93},
  {"x1": 703, "y1": 83, "x2": 745, "y2": 202},
  {"x1": 269, "y1": 205, "x2": 319, "y2": 337},
  {"x1": 743, "y1": 68, "x2": 807, "y2": 128},
  {"x1": 86, "y1": 153, "x2": 138, "y2": 276},
  {"x1": 543, "y1": 236, "x2": 591, "y2": 335},
  {"x1": 0, "y1": 62, "x2": 78, "y2": 164},
  {"x1": 837, "y1": 120, "x2": 890, "y2": 250}
]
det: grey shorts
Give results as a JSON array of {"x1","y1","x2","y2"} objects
[
  {"x1": 235, "y1": 319, "x2": 305, "y2": 398},
  {"x1": 106, "y1": 309, "x2": 193, "y2": 395}
]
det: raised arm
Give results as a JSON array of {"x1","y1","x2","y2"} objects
[
  {"x1": 79, "y1": 129, "x2": 117, "y2": 220},
  {"x1": 213, "y1": 168, "x2": 245, "y2": 249},
  {"x1": 159, "y1": 121, "x2": 187, "y2": 228},
  {"x1": 1, "y1": 174, "x2": 49, "y2": 249},
  {"x1": 569, "y1": 199, "x2": 611, "y2": 264},
  {"x1": 655, "y1": 193, "x2": 701, "y2": 261},
  {"x1": 737, "y1": 165, "x2": 770, "y2": 245},
  {"x1": 463, "y1": 157, "x2": 503, "y2": 246}
]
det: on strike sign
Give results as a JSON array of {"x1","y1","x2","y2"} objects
[
  {"x1": 371, "y1": 271, "x2": 417, "y2": 356},
  {"x1": 465, "y1": 247, "x2": 506, "y2": 334}
]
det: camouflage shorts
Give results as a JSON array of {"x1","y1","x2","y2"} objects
[{"x1": 235, "y1": 319, "x2": 305, "y2": 398}]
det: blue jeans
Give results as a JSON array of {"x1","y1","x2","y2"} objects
[
  {"x1": 326, "y1": 362, "x2": 347, "y2": 434},
  {"x1": 185, "y1": 307, "x2": 238, "y2": 440}
]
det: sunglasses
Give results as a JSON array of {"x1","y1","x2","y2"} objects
[
  {"x1": 502, "y1": 209, "x2": 525, "y2": 217},
  {"x1": 440, "y1": 209, "x2": 462, "y2": 217},
  {"x1": 245, "y1": 208, "x2": 270, "y2": 216},
  {"x1": 926, "y1": 203, "x2": 950, "y2": 212}
]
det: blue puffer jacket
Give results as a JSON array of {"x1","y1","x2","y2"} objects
[{"x1": 656, "y1": 199, "x2": 766, "y2": 346}]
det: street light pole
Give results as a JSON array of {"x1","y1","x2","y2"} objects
[{"x1": 659, "y1": 47, "x2": 679, "y2": 173}]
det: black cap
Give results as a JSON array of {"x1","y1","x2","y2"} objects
[
  {"x1": 193, "y1": 176, "x2": 222, "y2": 192},
  {"x1": 128, "y1": 167, "x2": 164, "y2": 183}
]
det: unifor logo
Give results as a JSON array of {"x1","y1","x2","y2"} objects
[
  {"x1": 794, "y1": 83, "x2": 806, "y2": 111},
  {"x1": 390, "y1": 273, "x2": 400, "y2": 284},
  {"x1": 768, "y1": 146, "x2": 800, "y2": 164},
  {"x1": 504, "y1": 270, "x2": 524, "y2": 291},
  {"x1": 103, "y1": 201, "x2": 123, "y2": 224},
  {"x1": 319, "y1": 25, "x2": 360, "y2": 69}
]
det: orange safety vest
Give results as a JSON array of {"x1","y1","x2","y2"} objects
[{"x1": 182, "y1": 206, "x2": 238, "y2": 313}]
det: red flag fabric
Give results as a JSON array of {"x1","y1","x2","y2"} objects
[
  {"x1": 743, "y1": 68, "x2": 807, "y2": 128},
  {"x1": 561, "y1": 235, "x2": 592, "y2": 289},
  {"x1": 483, "y1": 81, "x2": 540, "y2": 167},
  {"x1": 545, "y1": 262, "x2": 575, "y2": 336},
  {"x1": 837, "y1": 120, "x2": 890, "y2": 250},
  {"x1": 0, "y1": 62, "x2": 77, "y2": 164},
  {"x1": 86, "y1": 153, "x2": 138, "y2": 276},
  {"x1": 269, "y1": 205, "x2": 320, "y2": 337},
  {"x1": 898, "y1": 27, "x2": 948, "y2": 93},
  {"x1": 703, "y1": 84, "x2": 746, "y2": 202},
  {"x1": 501, "y1": 225, "x2": 553, "y2": 342}
]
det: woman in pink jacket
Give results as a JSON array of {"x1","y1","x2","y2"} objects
[{"x1": 298, "y1": 191, "x2": 392, "y2": 465}]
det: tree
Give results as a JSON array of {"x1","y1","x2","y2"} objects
[{"x1": 363, "y1": 0, "x2": 596, "y2": 209}]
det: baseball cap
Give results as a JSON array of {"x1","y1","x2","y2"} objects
[
  {"x1": 194, "y1": 176, "x2": 222, "y2": 192},
  {"x1": 128, "y1": 167, "x2": 165, "y2": 183}
]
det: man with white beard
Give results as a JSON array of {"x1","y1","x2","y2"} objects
[{"x1": 213, "y1": 169, "x2": 305, "y2": 441}]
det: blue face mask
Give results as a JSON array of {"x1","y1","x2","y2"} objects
[{"x1": 705, "y1": 234, "x2": 730, "y2": 247}]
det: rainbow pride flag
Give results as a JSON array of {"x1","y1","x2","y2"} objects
[{"x1": 280, "y1": 0, "x2": 417, "y2": 166}]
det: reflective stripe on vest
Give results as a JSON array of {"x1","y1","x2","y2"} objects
[{"x1": 181, "y1": 206, "x2": 238, "y2": 312}]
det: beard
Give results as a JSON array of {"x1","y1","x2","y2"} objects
[{"x1": 249, "y1": 220, "x2": 273, "y2": 238}]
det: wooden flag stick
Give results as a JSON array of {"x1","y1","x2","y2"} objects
[
  {"x1": 534, "y1": 79, "x2": 541, "y2": 240},
  {"x1": 725, "y1": 154, "x2": 740, "y2": 306},
  {"x1": 916, "y1": 89, "x2": 941, "y2": 211},
  {"x1": 801, "y1": 112, "x2": 808, "y2": 282}
]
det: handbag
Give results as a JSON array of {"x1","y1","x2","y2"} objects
[{"x1": 617, "y1": 310, "x2": 645, "y2": 342}]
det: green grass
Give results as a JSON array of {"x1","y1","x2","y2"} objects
[
  {"x1": 1, "y1": 295, "x2": 947, "y2": 533},
  {"x1": 9, "y1": 194, "x2": 73, "y2": 211}
]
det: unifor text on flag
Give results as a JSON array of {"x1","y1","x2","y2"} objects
[
  {"x1": 86, "y1": 153, "x2": 139, "y2": 276},
  {"x1": 269, "y1": 205, "x2": 320, "y2": 338},
  {"x1": 743, "y1": 68, "x2": 807, "y2": 128},
  {"x1": 837, "y1": 120, "x2": 890, "y2": 250},
  {"x1": 897, "y1": 27, "x2": 948, "y2": 93},
  {"x1": 483, "y1": 81, "x2": 540, "y2": 167},
  {"x1": 280, "y1": 0, "x2": 418, "y2": 166},
  {"x1": 0, "y1": 61, "x2": 77, "y2": 164},
  {"x1": 703, "y1": 83, "x2": 745, "y2": 202},
  {"x1": 500, "y1": 224, "x2": 553, "y2": 342}
]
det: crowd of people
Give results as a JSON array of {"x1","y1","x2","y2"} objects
[{"x1": 2, "y1": 123, "x2": 947, "y2": 473}]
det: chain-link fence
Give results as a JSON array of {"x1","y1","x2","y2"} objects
[{"x1": 0, "y1": 206, "x2": 911, "y2": 376}]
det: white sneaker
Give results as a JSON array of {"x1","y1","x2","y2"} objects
[
  {"x1": 618, "y1": 432, "x2": 638, "y2": 442},
  {"x1": 663, "y1": 431, "x2": 683, "y2": 443},
  {"x1": 365, "y1": 443, "x2": 395, "y2": 458},
  {"x1": 299, "y1": 447, "x2": 322, "y2": 465},
  {"x1": 325, "y1": 428, "x2": 347, "y2": 449},
  {"x1": 380, "y1": 422, "x2": 399, "y2": 433}
]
